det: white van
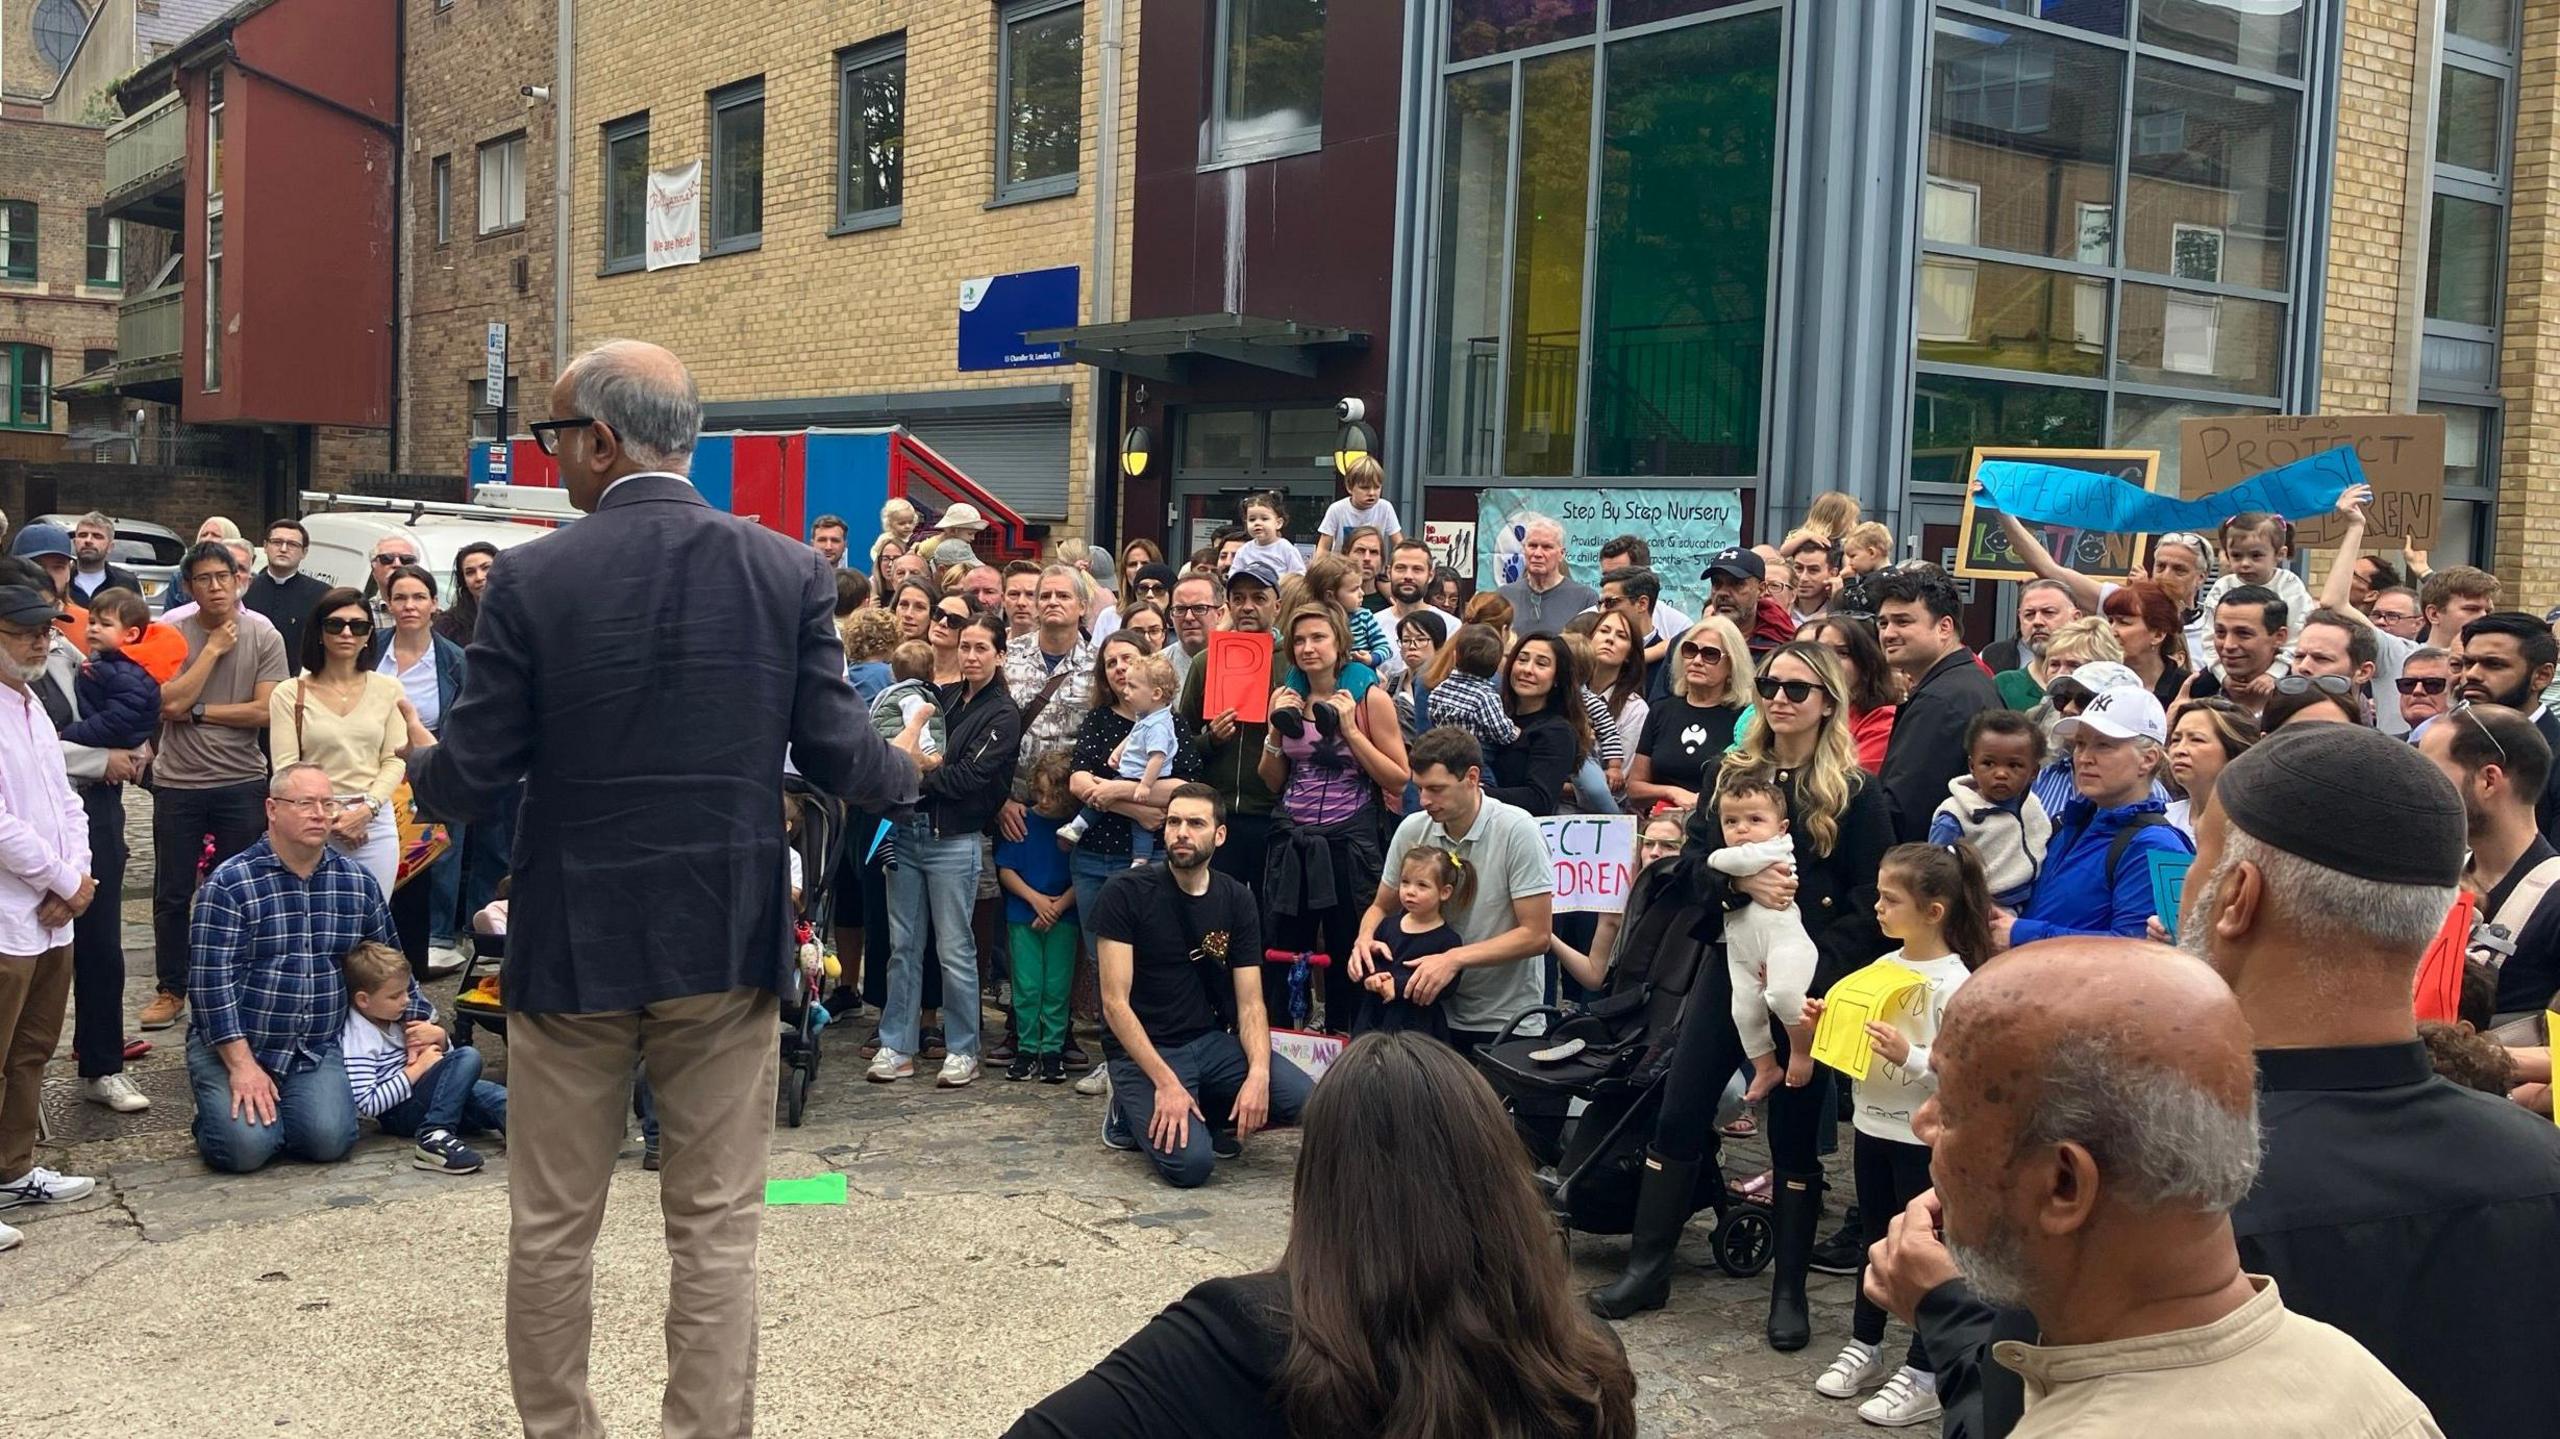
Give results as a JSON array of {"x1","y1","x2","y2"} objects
[{"x1": 295, "y1": 486, "x2": 573, "y2": 592}]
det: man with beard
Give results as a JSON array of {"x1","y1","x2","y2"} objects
[
  {"x1": 2421, "y1": 703, "x2": 2560, "y2": 1016},
  {"x1": 1896, "y1": 939, "x2": 2436, "y2": 1438},
  {"x1": 1872, "y1": 724, "x2": 2560, "y2": 1438},
  {"x1": 1092, "y1": 784, "x2": 1311, "y2": 1187},
  {"x1": 2185, "y1": 586, "x2": 2289, "y2": 721},
  {"x1": 2320, "y1": 496, "x2": 2496, "y2": 736},
  {"x1": 1385, "y1": 539, "x2": 1462, "y2": 640},
  {"x1": 1875, "y1": 564, "x2": 2000, "y2": 844},
  {"x1": 64, "y1": 513, "x2": 141, "y2": 607},
  {"x1": 1700, "y1": 546, "x2": 1795, "y2": 659},
  {"x1": 2455, "y1": 611, "x2": 2560, "y2": 838},
  {"x1": 1989, "y1": 580, "x2": 2081, "y2": 710}
]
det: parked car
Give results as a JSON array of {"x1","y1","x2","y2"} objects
[{"x1": 34, "y1": 514, "x2": 185, "y2": 609}]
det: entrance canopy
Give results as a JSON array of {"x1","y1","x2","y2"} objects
[{"x1": 1024, "y1": 312, "x2": 1369, "y2": 384}]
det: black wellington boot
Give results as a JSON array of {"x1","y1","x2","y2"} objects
[
  {"x1": 1586, "y1": 1150, "x2": 1702, "y2": 1320},
  {"x1": 1765, "y1": 1169, "x2": 1822, "y2": 1351}
]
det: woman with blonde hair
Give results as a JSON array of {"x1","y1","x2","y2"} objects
[
  {"x1": 1624, "y1": 613, "x2": 1754, "y2": 817},
  {"x1": 1591, "y1": 642, "x2": 1889, "y2": 1357},
  {"x1": 1803, "y1": 492, "x2": 1861, "y2": 542}
]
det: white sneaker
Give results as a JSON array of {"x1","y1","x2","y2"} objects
[
  {"x1": 1857, "y1": 1367, "x2": 1941, "y2": 1428},
  {"x1": 0, "y1": 1166, "x2": 96, "y2": 1209},
  {"x1": 78, "y1": 1074, "x2": 150, "y2": 1114},
  {"x1": 866, "y1": 1048, "x2": 914, "y2": 1083},
  {"x1": 1073, "y1": 1062, "x2": 1110, "y2": 1097},
  {"x1": 0, "y1": 1218, "x2": 19, "y2": 1252},
  {"x1": 937, "y1": 1054, "x2": 980, "y2": 1088},
  {"x1": 425, "y1": 945, "x2": 468, "y2": 978},
  {"x1": 1815, "y1": 1341, "x2": 1889, "y2": 1399}
]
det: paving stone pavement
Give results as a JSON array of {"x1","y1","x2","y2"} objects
[{"x1": 10, "y1": 792, "x2": 1878, "y2": 1436}]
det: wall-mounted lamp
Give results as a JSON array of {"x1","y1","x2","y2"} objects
[{"x1": 1120, "y1": 425, "x2": 1152, "y2": 478}]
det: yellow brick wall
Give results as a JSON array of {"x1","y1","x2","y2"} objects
[
  {"x1": 568, "y1": 0, "x2": 1140, "y2": 542},
  {"x1": 2498, "y1": 0, "x2": 2560, "y2": 596},
  {"x1": 2319, "y1": 0, "x2": 2417, "y2": 423}
]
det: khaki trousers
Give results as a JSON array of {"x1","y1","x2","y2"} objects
[
  {"x1": 506, "y1": 987, "x2": 778, "y2": 1439},
  {"x1": 0, "y1": 945, "x2": 72, "y2": 1180}
]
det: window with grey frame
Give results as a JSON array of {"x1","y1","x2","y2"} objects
[
  {"x1": 708, "y1": 78, "x2": 764, "y2": 253},
  {"x1": 837, "y1": 37, "x2": 906, "y2": 230},
  {"x1": 601, "y1": 113, "x2": 649, "y2": 272},
  {"x1": 1909, "y1": 1, "x2": 2327, "y2": 496},
  {"x1": 996, "y1": 0, "x2": 1083, "y2": 203},
  {"x1": 431, "y1": 154, "x2": 451, "y2": 245},
  {"x1": 1209, "y1": 0, "x2": 1324, "y2": 164},
  {"x1": 2419, "y1": 0, "x2": 2518, "y2": 567}
]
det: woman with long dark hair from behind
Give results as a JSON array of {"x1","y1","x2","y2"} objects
[{"x1": 1008, "y1": 1031, "x2": 1637, "y2": 1439}]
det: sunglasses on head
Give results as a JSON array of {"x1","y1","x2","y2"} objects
[
  {"x1": 2274, "y1": 674, "x2": 2355, "y2": 699},
  {"x1": 2395, "y1": 675, "x2": 2450, "y2": 695},
  {"x1": 1680, "y1": 641, "x2": 1725, "y2": 664},
  {"x1": 1755, "y1": 676, "x2": 1826, "y2": 704},
  {"x1": 320, "y1": 617, "x2": 374, "y2": 637}
]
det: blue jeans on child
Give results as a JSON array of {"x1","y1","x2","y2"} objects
[
  {"x1": 882, "y1": 819, "x2": 983, "y2": 1059},
  {"x1": 187, "y1": 1034, "x2": 359, "y2": 1174},
  {"x1": 376, "y1": 1044, "x2": 509, "y2": 1137}
]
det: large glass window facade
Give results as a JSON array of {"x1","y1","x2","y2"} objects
[
  {"x1": 1420, "y1": 1, "x2": 1783, "y2": 489},
  {"x1": 2424, "y1": 0, "x2": 2516, "y2": 564},
  {"x1": 1914, "y1": 3, "x2": 2321, "y2": 495}
]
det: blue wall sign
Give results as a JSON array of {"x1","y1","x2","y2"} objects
[{"x1": 958, "y1": 266, "x2": 1079, "y2": 372}]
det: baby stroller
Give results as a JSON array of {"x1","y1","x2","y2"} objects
[
  {"x1": 1474, "y1": 856, "x2": 1772, "y2": 1278},
  {"x1": 780, "y1": 779, "x2": 849, "y2": 1127}
]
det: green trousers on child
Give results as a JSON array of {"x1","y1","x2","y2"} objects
[{"x1": 1009, "y1": 920, "x2": 1080, "y2": 1056}]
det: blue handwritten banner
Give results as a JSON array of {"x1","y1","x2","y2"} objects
[{"x1": 1978, "y1": 448, "x2": 2366, "y2": 536}]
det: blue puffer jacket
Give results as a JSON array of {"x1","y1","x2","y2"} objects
[
  {"x1": 61, "y1": 649, "x2": 162, "y2": 750},
  {"x1": 2008, "y1": 795, "x2": 2194, "y2": 946}
]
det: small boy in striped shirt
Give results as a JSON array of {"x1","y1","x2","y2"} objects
[{"x1": 341, "y1": 941, "x2": 507, "y2": 1173}]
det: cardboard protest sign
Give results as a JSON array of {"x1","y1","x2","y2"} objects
[
  {"x1": 1271, "y1": 1029, "x2": 1346, "y2": 1083},
  {"x1": 1955, "y1": 448, "x2": 2160, "y2": 583},
  {"x1": 1202, "y1": 630, "x2": 1275, "y2": 724},
  {"x1": 2180, "y1": 413, "x2": 2444, "y2": 547},
  {"x1": 1811, "y1": 959, "x2": 1927, "y2": 1081},
  {"x1": 1538, "y1": 814, "x2": 1635, "y2": 915}
]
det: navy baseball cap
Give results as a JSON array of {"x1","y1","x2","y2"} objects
[{"x1": 1701, "y1": 547, "x2": 1764, "y2": 583}]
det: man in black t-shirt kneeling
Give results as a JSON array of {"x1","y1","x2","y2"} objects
[{"x1": 1093, "y1": 782, "x2": 1314, "y2": 1187}]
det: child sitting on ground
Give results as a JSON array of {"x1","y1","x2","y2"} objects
[
  {"x1": 1710, "y1": 776, "x2": 1818, "y2": 1101},
  {"x1": 1422, "y1": 624, "x2": 1521, "y2": 751},
  {"x1": 1928, "y1": 710, "x2": 2051, "y2": 909},
  {"x1": 1354, "y1": 846, "x2": 1467, "y2": 1042},
  {"x1": 869, "y1": 640, "x2": 946, "y2": 757},
  {"x1": 61, "y1": 588, "x2": 162, "y2": 750},
  {"x1": 340, "y1": 941, "x2": 506, "y2": 1174},
  {"x1": 1059, "y1": 653, "x2": 1179, "y2": 864}
]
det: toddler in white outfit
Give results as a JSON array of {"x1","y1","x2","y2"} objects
[{"x1": 1710, "y1": 777, "x2": 1819, "y2": 1100}]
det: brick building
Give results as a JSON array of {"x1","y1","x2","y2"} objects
[
  {"x1": 0, "y1": 115, "x2": 117, "y2": 442},
  {"x1": 398, "y1": 0, "x2": 556, "y2": 476},
  {"x1": 563, "y1": 0, "x2": 1140, "y2": 541}
]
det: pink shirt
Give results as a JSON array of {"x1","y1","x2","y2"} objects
[{"x1": 0, "y1": 682, "x2": 89, "y2": 953}]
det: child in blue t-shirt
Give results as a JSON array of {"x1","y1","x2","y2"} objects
[
  {"x1": 997, "y1": 752, "x2": 1081, "y2": 1083},
  {"x1": 1058, "y1": 653, "x2": 1179, "y2": 865}
]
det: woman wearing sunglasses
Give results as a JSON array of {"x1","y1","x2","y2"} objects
[
  {"x1": 269, "y1": 588, "x2": 436, "y2": 898},
  {"x1": 1592, "y1": 644, "x2": 1889, "y2": 1352},
  {"x1": 928, "y1": 594, "x2": 973, "y2": 685},
  {"x1": 1997, "y1": 684, "x2": 2194, "y2": 954},
  {"x1": 1795, "y1": 615, "x2": 1896, "y2": 774},
  {"x1": 1624, "y1": 615, "x2": 1756, "y2": 817}
]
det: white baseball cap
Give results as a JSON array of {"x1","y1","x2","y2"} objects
[
  {"x1": 2053, "y1": 685, "x2": 2167, "y2": 745},
  {"x1": 2064, "y1": 660, "x2": 2142, "y2": 696}
]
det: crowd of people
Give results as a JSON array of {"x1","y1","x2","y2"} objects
[{"x1": 0, "y1": 335, "x2": 2556, "y2": 1437}]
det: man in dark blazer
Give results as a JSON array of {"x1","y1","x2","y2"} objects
[
  {"x1": 406, "y1": 339, "x2": 918, "y2": 1439},
  {"x1": 1874, "y1": 564, "x2": 2002, "y2": 844}
]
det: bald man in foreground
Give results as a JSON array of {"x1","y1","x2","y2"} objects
[{"x1": 1903, "y1": 940, "x2": 2436, "y2": 1436}]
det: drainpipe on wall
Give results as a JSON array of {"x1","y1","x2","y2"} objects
[
  {"x1": 389, "y1": 0, "x2": 406, "y2": 471},
  {"x1": 1382, "y1": 0, "x2": 1429, "y2": 529},
  {"x1": 553, "y1": 0, "x2": 576, "y2": 377},
  {"x1": 2392, "y1": 0, "x2": 2446, "y2": 412},
  {"x1": 1086, "y1": 0, "x2": 1126, "y2": 546}
]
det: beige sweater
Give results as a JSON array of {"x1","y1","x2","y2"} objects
[{"x1": 270, "y1": 672, "x2": 407, "y2": 806}]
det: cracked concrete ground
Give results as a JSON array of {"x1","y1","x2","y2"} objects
[{"x1": 7, "y1": 806, "x2": 1876, "y2": 1435}]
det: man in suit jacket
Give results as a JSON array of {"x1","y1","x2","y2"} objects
[
  {"x1": 406, "y1": 340, "x2": 918, "y2": 1439},
  {"x1": 1875, "y1": 564, "x2": 2002, "y2": 844}
]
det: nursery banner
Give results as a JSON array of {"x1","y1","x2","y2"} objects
[
  {"x1": 1478, "y1": 488, "x2": 1742, "y2": 618},
  {"x1": 645, "y1": 161, "x2": 701, "y2": 271}
]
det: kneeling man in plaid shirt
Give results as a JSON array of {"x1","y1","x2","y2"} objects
[{"x1": 187, "y1": 762, "x2": 440, "y2": 1173}]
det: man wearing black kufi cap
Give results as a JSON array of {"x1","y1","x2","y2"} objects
[{"x1": 1876, "y1": 724, "x2": 2560, "y2": 1439}]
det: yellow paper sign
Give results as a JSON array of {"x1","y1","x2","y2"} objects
[{"x1": 1812, "y1": 960, "x2": 1928, "y2": 1081}]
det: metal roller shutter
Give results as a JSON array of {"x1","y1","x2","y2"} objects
[{"x1": 902, "y1": 413, "x2": 1073, "y2": 522}]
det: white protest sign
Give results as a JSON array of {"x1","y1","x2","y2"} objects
[
  {"x1": 1270, "y1": 1029, "x2": 1345, "y2": 1082},
  {"x1": 645, "y1": 160, "x2": 701, "y2": 271},
  {"x1": 1540, "y1": 814, "x2": 1635, "y2": 915}
]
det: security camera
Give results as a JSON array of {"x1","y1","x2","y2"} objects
[
  {"x1": 521, "y1": 84, "x2": 551, "y2": 104},
  {"x1": 1336, "y1": 397, "x2": 1366, "y2": 424}
]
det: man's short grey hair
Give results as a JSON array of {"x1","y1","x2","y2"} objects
[
  {"x1": 2209, "y1": 825, "x2": 2455, "y2": 959},
  {"x1": 2020, "y1": 577, "x2": 2078, "y2": 608},
  {"x1": 269, "y1": 762, "x2": 332, "y2": 799},
  {"x1": 2409, "y1": 645, "x2": 2449, "y2": 666},
  {"x1": 74, "y1": 511, "x2": 112, "y2": 533},
  {"x1": 1516, "y1": 513, "x2": 1564, "y2": 546},
  {"x1": 2017, "y1": 1036, "x2": 2261, "y2": 1214},
  {"x1": 568, "y1": 339, "x2": 701, "y2": 472}
]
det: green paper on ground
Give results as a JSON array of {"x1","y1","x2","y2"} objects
[{"x1": 765, "y1": 1173, "x2": 847, "y2": 1206}]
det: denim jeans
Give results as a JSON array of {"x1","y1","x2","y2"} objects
[
  {"x1": 882, "y1": 820, "x2": 982, "y2": 1058},
  {"x1": 376, "y1": 1044, "x2": 508, "y2": 1138},
  {"x1": 1106, "y1": 1031, "x2": 1314, "y2": 1188},
  {"x1": 151, "y1": 780, "x2": 268, "y2": 996},
  {"x1": 1572, "y1": 756, "x2": 1620, "y2": 816},
  {"x1": 1069, "y1": 847, "x2": 1133, "y2": 970},
  {"x1": 426, "y1": 838, "x2": 464, "y2": 949},
  {"x1": 187, "y1": 1035, "x2": 359, "y2": 1173}
]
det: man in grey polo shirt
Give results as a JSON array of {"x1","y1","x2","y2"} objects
[
  {"x1": 1495, "y1": 513, "x2": 1598, "y2": 635},
  {"x1": 1352, "y1": 726, "x2": 1555, "y2": 1050}
]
